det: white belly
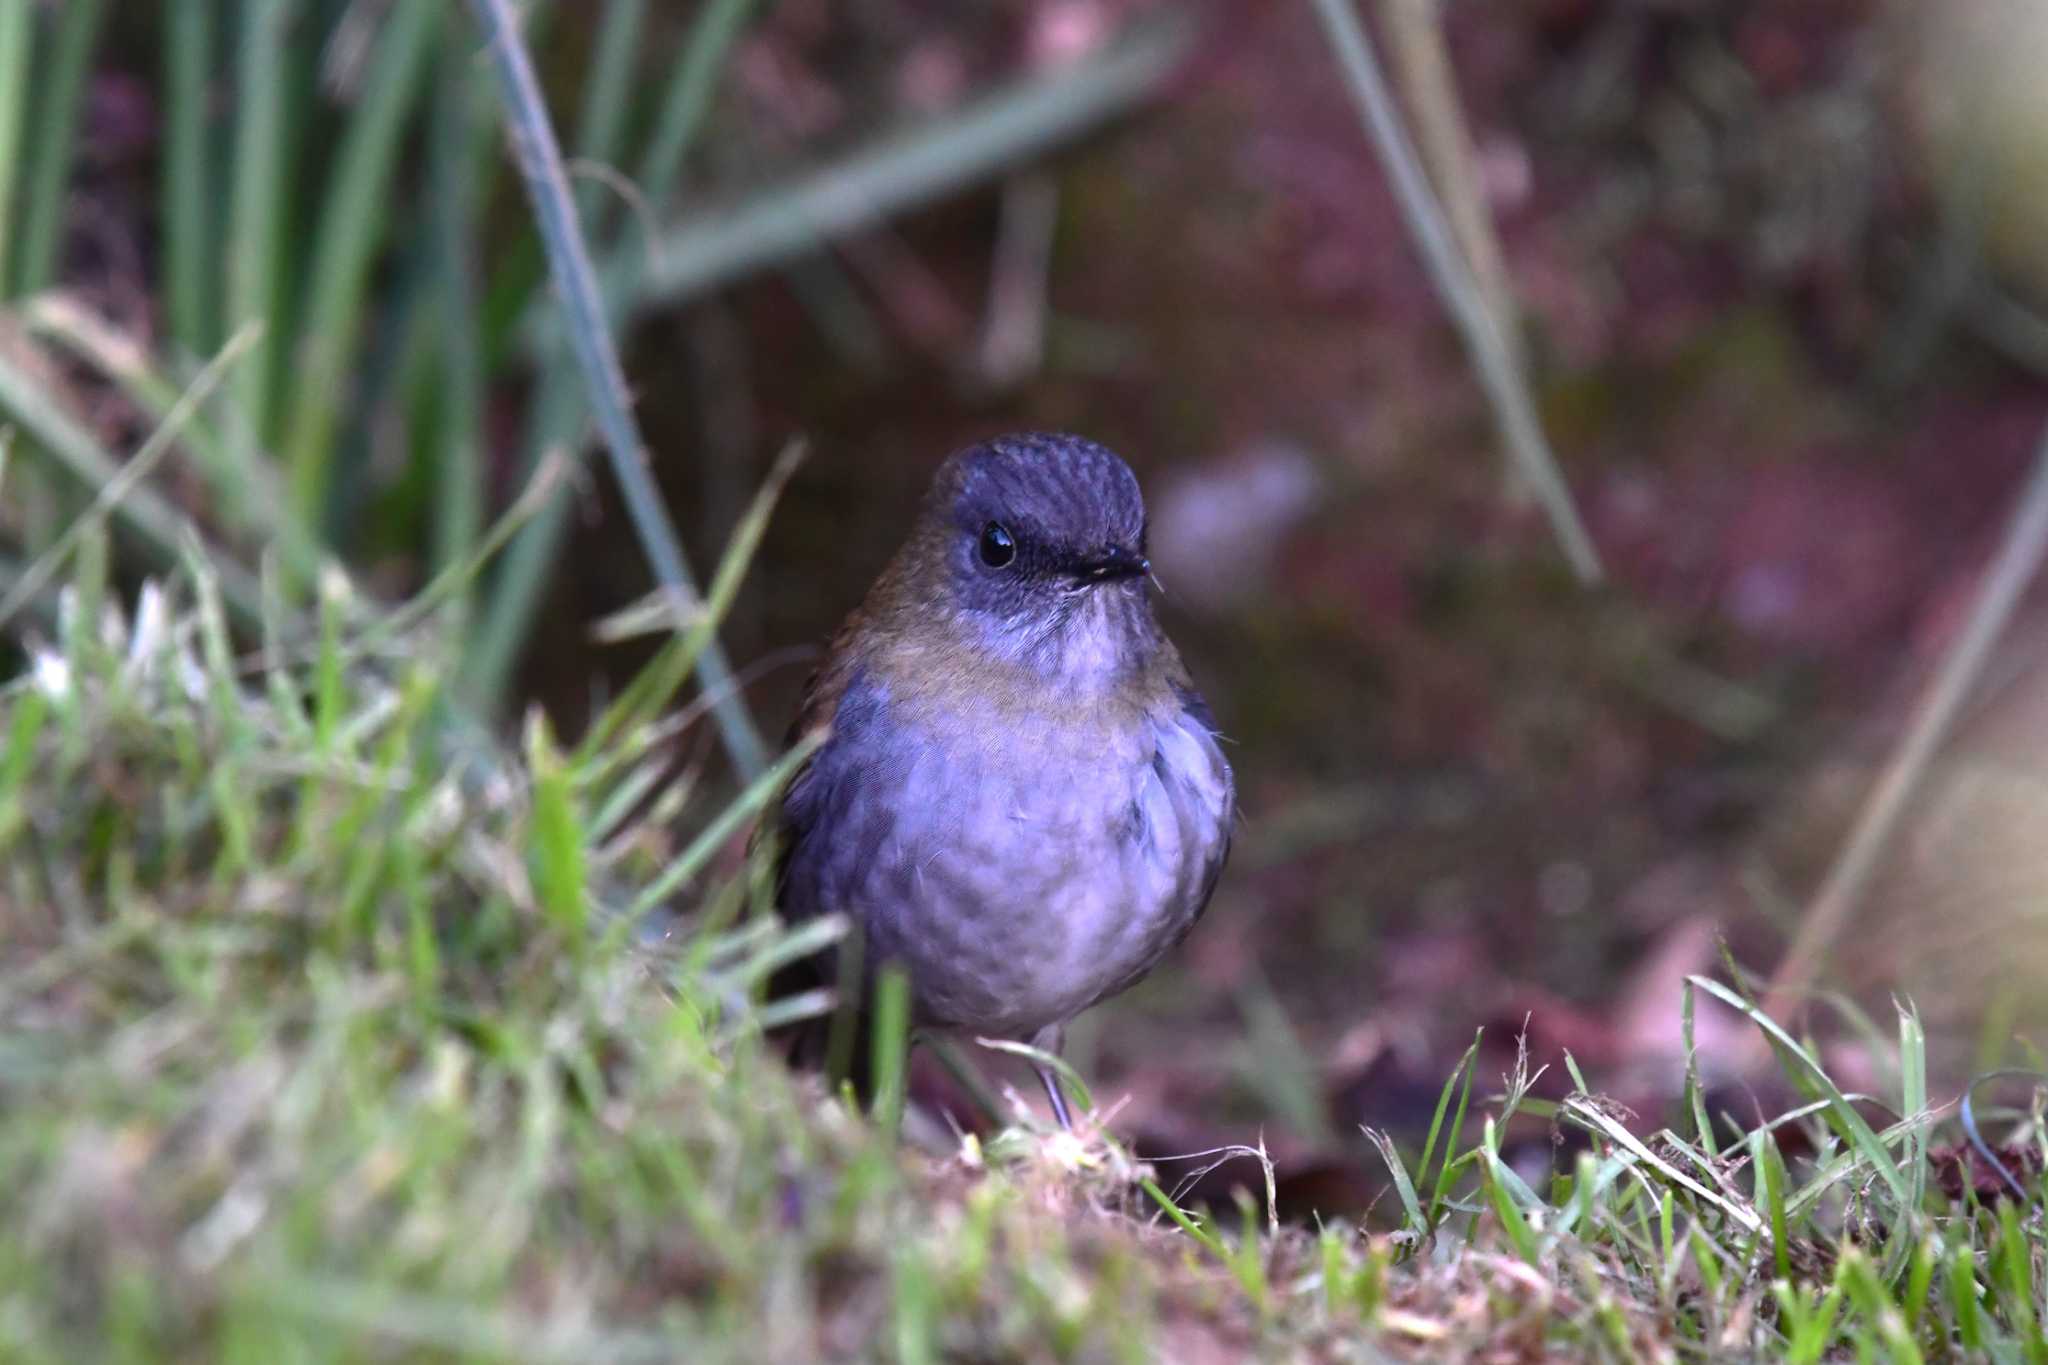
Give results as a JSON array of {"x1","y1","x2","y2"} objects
[{"x1": 860, "y1": 705, "x2": 1233, "y2": 1038}]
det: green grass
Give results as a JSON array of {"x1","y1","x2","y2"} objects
[
  {"x1": 3, "y1": 5, "x2": 2045, "y2": 1358},
  {"x1": 0, "y1": 1, "x2": 1193, "y2": 725},
  {"x1": 0, "y1": 518, "x2": 1292, "y2": 1361},
  {"x1": 3, "y1": 519, "x2": 2045, "y2": 1359}
]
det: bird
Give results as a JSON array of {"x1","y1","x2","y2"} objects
[{"x1": 772, "y1": 432, "x2": 1234, "y2": 1129}]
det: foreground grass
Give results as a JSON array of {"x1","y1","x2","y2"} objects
[{"x1": 2, "y1": 545, "x2": 2045, "y2": 1361}]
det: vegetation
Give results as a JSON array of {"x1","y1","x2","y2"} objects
[
  {"x1": 0, "y1": 0, "x2": 1190, "y2": 707},
  {"x1": 0, "y1": 491, "x2": 2042, "y2": 1359},
  {"x1": 1, "y1": 1, "x2": 2044, "y2": 1359}
]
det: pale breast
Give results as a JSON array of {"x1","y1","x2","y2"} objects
[{"x1": 780, "y1": 668, "x2": 1234, "y2": 1040}]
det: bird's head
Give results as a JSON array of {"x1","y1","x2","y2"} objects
[{"x1": 879, "y1": 433, "x2": 1162, "y2": 689}]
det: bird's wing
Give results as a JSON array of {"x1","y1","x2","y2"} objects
[
  {"x1": 756, "y1": 613, "x2": 868, "y2": 909},
  {"x1": 1171, "y1": 676, "x2": 1235, "y2": 940}
]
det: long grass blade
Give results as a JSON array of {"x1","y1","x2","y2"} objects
[
  {"x1": 0, "y1": 327, "x2": 255, "y2": 631},
  {"x1": 456, "y1": 0, "x2": 664, "y2": 691},
  {"x1": 1362, "y1": 1127, "x2": 1427, "y2": 1235},
  {"x1": 280, "y1": 0, "x2": 440, "y2": 537},
  {"x1": 558, "y1": 11, "x2": 1196, "y2": 341},
  {"x1": 571, "y1": 0, "x2": 647, "y2": 227},
  {"x1": 458, "y1": 0, "x2": 760, "y2": 700},
  {"x1": 637, "y1": 0, "x2": 759, "y2": 211},
  {"x1": 0, "y1": 334, "x2": 263, "y2": 624},
  {"x1": 1139, "y1": 1177, "x2": 1230, "y2": 1262},
  {"x1": 1561, "y1": 1097, "x2": 1764, "y2": 1235},
  {"x1": 1691, "y1": 975, "x2": 1911, "y2": 1207},
  {"x1": 12, "y1": 0, "x2": 107, "y2": 297},
  {"x1": 426, "y1": 19, "x2": 487, "y2": 606},
  {"x1": 25, "y1": 296, "x2": 320, "y2": 578},
  {"x1": 1898, "y1": 998, "x2": 1929, "y2": 1218},
  {"x1": 1306, "y1": 0, "x2": 1602, "y2": 585},
  {"x1": 466, "y1": 0, "x2": 768, "y2": 778},
  {"x1": 164, "y1": 0, "x2": 218, "y2": 355},
  {"x1": 626, "y1": 731, "x2": 819, "y2": 918},
  {"x1": 869, "y1": 964, "x2": 911, "y2": 1141},
  {"x1": 0, "y1": 0, "x2": 33, "y2": 293},
  {"x1": 457, "y1": 370, "x2": 583, "y2": 710},
  {"x1": 973, "y1": 1037, "x2": 1094, "y2": 1118},
  {"x1": 1424, "y1": 1030, "x2": 1481, "y2": 1224},
  {"x1": 226, "y1": 0, "x2": 299, "y2": 445},
  {"x1": 1762, "y1": 414, "x2": 2048, "y2": 1021},
  {"x1": 576, "y1": 440, "x2": 803, "y2": 769}
]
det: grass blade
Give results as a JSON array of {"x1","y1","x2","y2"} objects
[
  {"x1": 1690, "y1": 975, "x2": 1910, "y2": 1207},
  {"x1": 458, "y1": 323, "x2": 584, "y2": 712},
  {"x1": 1752, "y1": 1124, "x2": 1792, "y2": 1283},
  {"x1": 569, "y1": 11, "x2": 1196, "y2": 337},
  {"x1": 1363, "y1": 1127, "x2": 1427, "y2": 1235},
  {"x1": 973, "y1": 1037, "x2": 1094, "y2": 1119},
  {"x1": 1898, "y1": 998, "x2": 1929, "y2": 1219},
  {"x1": 0, "y1": 326, "x2": 255, "y2": 632},
  {"x1": 426, "y1": 18, "x2": 487, "y2": 604},
  {"x1": 11, "y1": 0, "x2": 107, "y2": 297},
  {"x1": 1478, "y1": 1120, "x2": 1541, "y2": 1265},
  {"x1": 576, "y1": 439, "x2": 803, "y2": 769},
  {"x1": 0, "y1": 684, "x2": 47, "y2": 851},
  {"x1": 1683, "y1": 977, "x2": 1719, "y2": 1157},
  {"x1": 467, "y1": 0, "x2": 768, "y2": 779},
  {"x1": 637, "y1": 0, "x2": 759, "y2": 211},
  {"x1": 626, "y1": 730, "x2": 821, "y2": 919},
  {"x1": 0, "y1": 335, "x2": 263, "y2": 624},
  {"x1": 26, "y1": 297, "x2": 319, "y2": 575},
  {"x1": 1306, "y1": 0, "x2": 1602, "y2": 585},
  {"x1": 525, "y1": 709, "x2": 588, "y2": 942},
  {"x1": 1139, "y1": 1177, "x2": 1230, "y2": 1263},
  {"x1": 226, "y1": 0, "x2": 300, "y2": 445},
  {"x1": 280, "y1": 0, "x2": 440, "y2": 535},
  {"x1": 461, "y1": 0, "x2": 672, "y2": 702},
  {"x1": 0, "y1": 0, "x2": 32, "y2": 293},
  {"x1": 570, "y1": 0, "x2": 647, "y2": 228},
  {"x1": 1424, "y1": 1029, "x2": 1481, "y2": 1224},
  {"x1": 1562, "y1": 1095, "x2": 1765, "y2": 1235},
  {"x1": 339, "y1": 454, "x2": 568, "y2": 666},
  {"x1": 163, "y1": 0, "x2": 218, "y2": 355},
  {"x1": 869, "y1": 964, "x2": 911, "y2": 1141}
]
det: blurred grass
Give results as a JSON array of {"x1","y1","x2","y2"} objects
[
  {"x1": 162, "y1": 0, "x2": 216, "y2": 357},
  {"x1": 5, "y1": 4, "x2": 2047, "y2": 1354},
  {"x1": 0, "y1": 0, "x2": 1193, "y2": 731},
  {"x1": 464, "y1": 0, "x2": 758, "y2": 628},
  {"x1": 0, "y1": 0, "x2": 32, "y2": 291},
  {"x1": 9, "y1": 0, "x2": 105, "y2": 299},
  {"x1": 277, "y1": 0, "x2": 440, "y2": 539},
  {"x1": 225, "y1": 0, "x2": 296, "y2": 450},
  {"x1": 4, "y1": 517, "x2": 2045, "y2": 1356}
]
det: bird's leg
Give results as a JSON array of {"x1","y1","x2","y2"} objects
[
  {"x1": 1029, "y1": 1023, "x2": 1074, "y2": 1131},
  {"x1": 1035, "y1": 1066, "x2": 1074, "y2": 1131}
]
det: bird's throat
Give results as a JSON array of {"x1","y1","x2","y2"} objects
[{"x1": 868, "y1": 581, "x2": 1163, "y2": 718}]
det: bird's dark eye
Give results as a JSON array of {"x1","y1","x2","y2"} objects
[{"x1": 978, "y1": 521, "x2": 1016, "y2": 568}]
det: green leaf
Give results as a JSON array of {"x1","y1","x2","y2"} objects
[
  {"x1": 1690, "y1": 975, "x2": 1910, "y2": 1207},
  {"x1": 525, "y1": 708, "x2": 589, "y2": 940}
]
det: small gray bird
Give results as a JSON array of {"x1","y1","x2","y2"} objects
[{"x1": 775, "y1": 432, "x2": 1234, "y2": 1128}]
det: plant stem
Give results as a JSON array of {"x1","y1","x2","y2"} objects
[
  {"x1": 1309, "y1": 0, "x2": 1602, "y2": 585},
  {"x1": 464, "y1": 0, "x2": 768, "y2": 779}
]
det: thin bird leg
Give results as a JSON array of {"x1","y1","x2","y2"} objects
[
  {"x1": 1029, "y1": 1023, "x2": 1074, "y2": 1131},
  {"x1": 1035, "y1": 1064, "x2": 1075, "y2": 1131}
]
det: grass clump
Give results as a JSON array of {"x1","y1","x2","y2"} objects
[
  {"x1": 1361, "y1": 1003, "x2": 2048, "y2": 1361},
  {"x1": 0, "y1": 537, "x2": 1315, "y2": 1361},
  {"x1": 0, "y1": 504, "x2": 2042, "y2": 1363}
]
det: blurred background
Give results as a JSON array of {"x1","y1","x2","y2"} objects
[{"x1": 4, "y1": 0, "x2": 2048, "y2": 1219}]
